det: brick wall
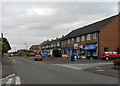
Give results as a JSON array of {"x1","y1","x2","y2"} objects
[
  {"x1": 99, "y1": 16, "x2": 119, "y2": 57},
  {"x1": 61, "y1": 34, "x2": 98, "y2": 48}
]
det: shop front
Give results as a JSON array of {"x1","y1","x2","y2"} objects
[
  {"x1": 84, "y1": 43, "x2": 98, "y2": 59},
  {"x1": 65, "y1": 46, "x2": 74, "y2": 58},
  {"x1": 78, "y1": 45, "x2": 86, "y2": 59}
]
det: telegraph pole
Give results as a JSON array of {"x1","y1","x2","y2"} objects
[{"x1": 1, "y1": 33, "x2": 3, "y2": 58}]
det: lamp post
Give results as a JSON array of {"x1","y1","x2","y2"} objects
[
  {"x1": 24, "y1": 43, "x2": 27, "y2": 57},
  {"x1": 24, "y1": 43, "x2": 27, "y2": 50}
]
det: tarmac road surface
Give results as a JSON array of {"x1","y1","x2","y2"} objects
[{"x1": 4, "y1": 56, "x2": 118, "y2": 85}]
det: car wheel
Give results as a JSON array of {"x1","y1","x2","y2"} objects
[{"x1": 105, "y1": 57, "x2": 109, "y2": 60}]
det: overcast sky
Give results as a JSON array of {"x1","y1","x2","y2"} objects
[{"x1": 0, "y1": 2, "x2": 119, "y2": 52}]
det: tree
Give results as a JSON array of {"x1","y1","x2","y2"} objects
[
  {"x1": 53, "y1": 49, "x2": 61, "y2": 57},
  {"x1": 0, "y1": 38, "x2": 11, "y2": 57}
]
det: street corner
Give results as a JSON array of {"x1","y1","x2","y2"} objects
[{"x1": 84, "y1": 64, "x2": 119, "y2": 78}]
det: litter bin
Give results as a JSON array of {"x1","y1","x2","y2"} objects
[{"x1": 71, "y1": 55, "x2": 75, "y2": 61}]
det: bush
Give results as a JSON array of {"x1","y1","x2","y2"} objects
[
  {"x1": 113, "y1": 59, "x2": 120, "y2": 65},
  {"x1": 53, "y1": 49, "x2": 61, "y2": 57},
  {"x1": 113, "y1": 59, "x2": 120, "y2": 70},
  {"x1": 27, "y1": 53, "x2": 31, "y2": 57}
]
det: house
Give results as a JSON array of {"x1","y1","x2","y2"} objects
[
  {"x1": 29, "y1": 45, "x2": 41, "y2": 52},
  {"x1": 61, "y1": 13, "x2": 120, "y2": 59},
  {"x1": 41, "y1": 38, "x2": 62, "y2": 56}
]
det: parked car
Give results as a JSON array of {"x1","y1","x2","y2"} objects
[
  {"x1": 62, "y1": 54, "x2": 68, "y2": 58},
  {"x1": 41, "y1": 53, "x2": 51, "y2": 57},
  {"x1": 101, "y1": 51, "x2": 120, "y2": 60},
  {"x1": 34, "y1": 55, "x2": 42, "y2": 61}
]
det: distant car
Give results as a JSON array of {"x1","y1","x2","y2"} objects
[
  {"x1": 101, "y1": 51, "x2": 120, "y2": 60},
  {"x1": 34, "y1": 55, "x2": 42, "y2": 61},
  {"x1": 41, "y1": 53, "x2": 51, "y2": 57},
  {"x1": 62, "y1": 55, "x2": 67, "y2": 58}
]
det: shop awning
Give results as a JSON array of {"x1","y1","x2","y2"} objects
[
  {"x1": 84, "y1": 44, "x2": 97, "y2": 50},
  {"x1": 65, "y1": 46, "x2": 74, "y2": 50}
]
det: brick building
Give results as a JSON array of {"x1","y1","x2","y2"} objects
[
  {"x1": 61, "y1": 13, "x2": 120, "y2": 59},
  {"x1": 30, "y1": 45, "x2": 41, "y2": 52},
  {"x1": 41, "y1": 38, "x2": 62, "y2": 56}
]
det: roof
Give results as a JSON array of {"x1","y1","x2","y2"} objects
[
  {"x1": 40, "y1": 41, "x2": 47, "y2": 46},
  {"x1": 30, "y1": 45, "x2": 40, "y2": 49},
  {"x1": 42, "y1": 38, "x2": 62, "y2": 46},
  {"x1": 62, "y1": 14, "x2": 119, "y2": 40}
]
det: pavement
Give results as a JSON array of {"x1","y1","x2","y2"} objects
[
  {"x1": 42, "y1": 56, "x2": 113, "y2": 64},
  {"x1": 84, "y1": 64, "x2": 119, "y2": 78},
  {"x1": 2, "y1": 57, "x2": 15, "y2": 79}
]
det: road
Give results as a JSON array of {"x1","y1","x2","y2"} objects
[{"x1": 3, "y1": 56, "x2": 118, "y2": 85}]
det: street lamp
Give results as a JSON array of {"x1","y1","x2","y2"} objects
[
  {"x1": 24, "y1": 43, "x2": 27, "y2": 57},
  {"x1": 24, "y1": 43, "x2": 27, "y2": 50}
]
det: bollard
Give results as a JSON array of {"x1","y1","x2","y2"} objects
[{"x1": 90, "y1": 57, "x2": 93, "y2": 60}]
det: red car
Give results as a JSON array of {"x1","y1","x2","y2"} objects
[
  {"x1": 101, "y1": 51, "x2": 120, "y2": 60},
  {"x1": 34, "y1": 55, "x2": 42, "y2": 61}
]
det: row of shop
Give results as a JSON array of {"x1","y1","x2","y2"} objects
[{"x1": 62, "y1": 43, "x2": 98, "y2": 59}]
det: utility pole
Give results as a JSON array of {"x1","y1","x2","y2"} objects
[{"x1": 1, "y1": 33, "x2": 3, "y2": 58}]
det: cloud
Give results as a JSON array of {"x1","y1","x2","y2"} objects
[{"x1": 2, "y1": 2, "x2": 118, "y2": 52}]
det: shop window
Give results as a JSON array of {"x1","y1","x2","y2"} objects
[
  {"x1": 87, "y1": 51, "x2": 90, "y2": 56},
  {"x1": 87, "y1": 34, "x2": 91, "y2": 40},
  {"x1": 93, "y1": 51, "x2": 97, "y2": 56},
  {"x1": 81, "y1": 35, "x2": 85, "y2": 41}
]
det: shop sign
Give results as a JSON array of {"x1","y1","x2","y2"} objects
[
  {"x1": 74, "y1": 44, "x2": 79, "y2": 49},
  {"x1": 84, "y1": 44, "x2": 97, "y2": 50},
  {"x1": 79, "y1": 45, "x2": 83, "y2": 49}
]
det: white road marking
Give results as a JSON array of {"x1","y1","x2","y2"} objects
[
  {"x1": 1, "y1": 73, "x2": 15, "y2": 80},
  {"x1": 6, "y1": 78, "x2": 12, "y2": 86},
  {"x1": 52, "y1": 62, "x2": 112, "y2": 70},
  {"x1": 16, "y1": 76, "x2": 21, "y2": 85},
  {"x1": 53, "y1": 64, "x2": 82, "y2": 70}
]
